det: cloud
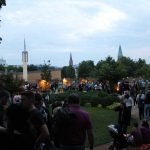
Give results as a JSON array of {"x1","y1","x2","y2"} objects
[
  {"x1": 2, "y1": 0, "x2": 150, "y2": 67},
  {"x1": 3, "y1": 0, "x2": 127, "y2": 42}
]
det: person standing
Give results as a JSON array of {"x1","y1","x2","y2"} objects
[
  {"x1": 0, "y1": 90, "x2": 10, "y2": 150},
  {"x1": 121, "y1": 91, "x2": 133, "y2": 133},
  {"x1": 136, "y1": 90, "x2": 145, "y2": 120},
  {"x1": 21, "y1": 91, "x2": 50, "y2": 150},
  {"x1": 144, "y1": 90, "x2": 150, "y2": 120},
  {"x1": 54, "y1": 93, "x2": 94, "y2": 150}
]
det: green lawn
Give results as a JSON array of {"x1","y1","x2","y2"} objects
[
  {"x1": 83, "y1": 107, "x2": 137, "y2": 146},
  {"x1": 83, "y1": 107, "x2": 118, "y2": 146}
]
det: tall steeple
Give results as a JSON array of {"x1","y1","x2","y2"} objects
[
  {"x1": 69, "y1": 52, "x2": 73, "y2": 66},
  {"x1": 22, "y1": 37, "x2": 28, "y2": 81},
  {"x1": 118, "y1": 45, "x2": 123, "y2": 61},
  {"x1": 24, "y1": 37, "x2": 26, "y2": 51}
]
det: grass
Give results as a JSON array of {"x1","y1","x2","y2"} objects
[
  {"x1": 83, "y1": 107, "x2": 118, "y2": 146},
  {"x1": 83, "y1": 107, "x2": 138, "y2": 146},
  {"x1": 49, "y1": 103, "x2": 138, "y2": 146}
]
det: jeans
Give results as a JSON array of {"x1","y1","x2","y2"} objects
[{"x1": 144, "y1": 104, "x2": 150, "y2": 119}]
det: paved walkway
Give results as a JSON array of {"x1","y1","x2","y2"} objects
[{"x1": 88, "y1": 105, "x2": 139, "y2": 150}]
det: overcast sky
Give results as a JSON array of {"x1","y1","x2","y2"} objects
[{"x1": 0, "y1": 0, "x2": 150, "y2": 67}]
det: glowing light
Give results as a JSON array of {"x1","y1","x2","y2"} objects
[{"x1": 38, "y1": 80, "x2": 50, "y2": 91}]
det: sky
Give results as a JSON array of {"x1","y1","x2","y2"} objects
[{"x1": 0, "y1": 0, "x2": 150, "y2": 67}]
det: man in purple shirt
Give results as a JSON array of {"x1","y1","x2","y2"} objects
[{"x1": 57, "y1": 93, "x2": 94, "y2": 150}]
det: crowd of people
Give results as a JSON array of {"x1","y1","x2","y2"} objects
[
  {"x1": 114, "y1": 79, "x2": 150, "y2": 148},
  {"x1": 0, "y1": 79, "x2": 94, "y2": 150},
  {"x1": 1, "y1": 77, "x2": 150, "y2": 149}
]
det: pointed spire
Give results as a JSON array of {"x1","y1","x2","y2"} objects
[
  {"x1": 24, "y1": 37, "x2": 26, "y2": 51},
  {"x1": 118, "y1": 45, "x2": 123, "y2": 61},
  {"x1": 69, "y1": 52, "x2": 73, "y2": 66}
]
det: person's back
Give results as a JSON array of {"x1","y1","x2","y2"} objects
[
  {"x1": 21, "y1": 91, "x2": 50, "y2": 150},
  {"x1": 140, "y1": 120, "x2": 150, "y2": 144},
  {"x1": 55, "y1": 93, "x2": 94, "y2": 150},
  {"x1": 0, "y1": 90, "x2": 10, "y2": 150},
  {"x1": 136, "y1": 91, "x2": 145, "y2": 120},
  {"x1": 144, "y1": 91, "x2": 150, "y2": 104},
  {"x1": 6, "y1": 104, "x2": 34, "y2": 150},
  {"x1": 144, "y1": 90, "x2": 150, "y2": 119}
]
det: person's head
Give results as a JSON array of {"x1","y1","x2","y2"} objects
[
  {"x1": 142, "y1": 120, "x2": 149, "y2": 128},
  {"x1": 0, "y1": 90, "x2": 10, "y2": 106},
  {"x1": 68, "y1": 93, "x2": 80, "y2": 105},
  {"x1": 124, "y1": 91, "x2": 130, "y2": 98},
  {"x1": 21, "y1": 91, "x2": 35, "y2": 108},
  {"x1": 34, "y1": 93, "x2": 43, "y2": 107}
]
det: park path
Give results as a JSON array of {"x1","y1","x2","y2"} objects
[{"x1": 86, "y1": 105, "x2": 139, "y2": 150}]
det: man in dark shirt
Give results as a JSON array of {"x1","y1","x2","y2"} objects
[
  {"x1": 144, "y1": 90, "x2": 150, "y2": 120},
  {"x1": 0, "y1": 90, "x2": 9, "y2": 126},
  {"x1": 21, "y1": 91, "x2": 50, "y2": 150},
  {"x1": 0, "y1": 90, "x2": 10, "y2": 150},
  {"x1": 55, "y1": 93, "x2": 94, "y2": 150}
]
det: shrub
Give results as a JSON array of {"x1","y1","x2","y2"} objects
[
  {"x1": 106, "y1": 102, "x2": 121, "y2": 109},
  {"x1": 84, "y1": 103, "x2": 91, "y2": 107},
  {"x1": 54, "y1": 93, "x2": 68, "y2": 102},
  {"x1": 98, "y1": 91, "x2": 109, "y2": 97},
  {"x1": 80, "y1": 94, "x2": 91, "y2": 106},
  {"x1": 90, "y1": 96, "x2": 101, "y2": 107},
  {"x1": 99, "y1": 96, "x2": 120, "y2": 108}
]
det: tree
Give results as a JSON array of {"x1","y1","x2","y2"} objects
[
  {"x1": 40, "y1": 60, "x2": 51, "y2": 82},
  {"x1": 118, "y1": 56, "x2": 136, "y2": 77},
  {"x1": 28, "y1": 64, "x2": 38, "y2": 71},
  {"x1": 0, "y1": 0, "x2": 6, "y2": 8},
  {"x1": 0, "y1": 73, "x2": 24, "y2": 94},
  {"x1": 0, "y1": 64, "x2": 5, "y2": 71},
  {"x1": 96, "y1": 57, "x2": 118, "y2": 82},
  {"x1": 61, "y1": 66, "x2": 75, "y2": 79},
  {"x1": 7, "y1": 65, "x2": 23, "y2": 72},
  {"x1": 78, "y1": 60, "x2": 95, "y2": 78}
]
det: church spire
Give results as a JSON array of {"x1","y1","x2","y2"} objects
[
  {"x1": 24, "y1": 37, "x2": 26, "y2": 51},
  {"x1": 69, "y1": 52, "x2": 73, "y2": 66},
  {"x1": 118, "y1": 45, "x2": 123, "y2": 61}
]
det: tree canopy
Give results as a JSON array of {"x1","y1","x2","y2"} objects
[
  {"x1": 78, "y1": 60, "x2": 95, "y2": 78},
  {"x1": 77, "y1": 56, "x2": 150, "y2": 83},
  {"x1": 0, "y1": 0, "x2": 6, "y2": 8},
  {"x1": 40, "y1": 60, "x2": 51, "y2": 82},
  {"x1": 61, "y1": 66, "x2": 75, "y2": 79}
]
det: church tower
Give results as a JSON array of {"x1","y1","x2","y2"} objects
[
  {"x1": 69, "y1": 52, "x2": 73, "y2": 66},
  {"x1": 118, "y1": 45, "x2": 123, "y2": 61},
  {"x1": 22, "y1": 38, "x2": 28, "y2": 81}
]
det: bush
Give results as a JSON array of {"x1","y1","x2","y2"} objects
[
  {"x1": 54, "y1": 93, "x2": 68, "y2": 102},
  {"x1": 90, "y1": 96, "x2": 101, "y2": 107},
  {"x1": 84, "y1": 103, "x2": 91, "y2": 107},
  {"x1": 99, "y1": 96, "x2": 120, "y2": 108},
  {"x1": 49, "y1": 91, "x2": 120, "y2": 108},
  {"x1": 106, "y1": 102, "x2": 121, "y2": 109},
  {"x1": 80, "y1": 94, "x2": 91, "y2": 106},
  {"x1": 98, "y1": 91, "x2": 109, "y2": 97}
]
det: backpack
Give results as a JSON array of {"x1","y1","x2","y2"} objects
[
  {"x1": 138, "y1": 94, "x2": 144, "y2": 108},
  {"x1": 51, "y1": 106, "x2": 76, "y2": 147}
]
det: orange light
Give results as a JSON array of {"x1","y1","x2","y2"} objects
[
  {"x1": 38, "y1": 80, "x2": 50, "y2": 90},
  {"x1": 116, "y1": 85, "x2": 120, "y2": 91}
]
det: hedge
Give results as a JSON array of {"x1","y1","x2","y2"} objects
[{"x1": 48, "y1": 91, "x2": 120, "y2": 108}]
